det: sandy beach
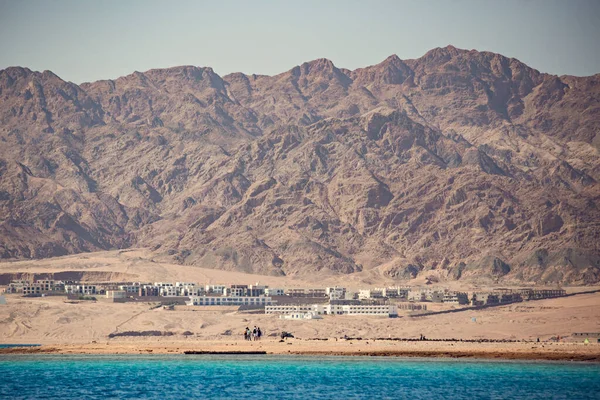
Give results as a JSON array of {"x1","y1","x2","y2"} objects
[
  {"x1": 2, "y1": 339, "x2": 600, "y2": 362},
  {"x1": 2, "y1": 289, "x2": 600, "y2": 361}
]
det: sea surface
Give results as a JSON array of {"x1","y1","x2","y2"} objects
[{"x1": 0, "y1": 354, "x2": 599, "y2": 399}]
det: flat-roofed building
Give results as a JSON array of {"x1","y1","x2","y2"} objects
[
  {"x1": 159, "y1": 286, "x2": 179, "y2": 297},
  {"x1": 106, "y1": 290, "x2": 127, "y2": 300},
  {"x1": 396, "y1": 303, "x2": 427, "y2": 311},
  {"x1": 266, "y1": 303, "x2": 397, "y2": 317},
  {"x1": 471, "y1": 292, "x2": 499, "y2": 306},
  {"x1": 358, "y1": 289, "x2": 383, "y2": 300},
  {"x1": 326, "y1": 287, "x2": 346, "y2": 300},
  {"x1": 178, "y1": 284, "x2": 203, "y2": 296},
  {"x1": 379, "y1": 287, "x2": 409, "y2": 298},
  {"x1": 205, "y1": 285, "x2": 226, "y2": 295},
  {"x1": 286, "y1": 288, "x2": 305, "y2": 297},
  {"x1": 139, "y1": 286, "x2": 159, "y2": 296},
  {"x1": 5, "y1": 280, "x2": 29, "y2": 294},
  {"x1": 518, "y1": 288, "x2": 567, "y2": 300},
  {"x1": 224, "y1": 285, "x2": 248, "y2": 297},
  {"x1": 407, "y1": 290, "x2": 427, "y2": 302},
  {"x1": 119, "y1": 285, "x2": 140, "y2": 294},
  {"x1": 285, "y1": 288, "x2": 327, "y2": 298},
  {"x1": 186, "y1": 296, "x2": 273, "y2": 306},
  {"x1": 307, "y1": 288, "x2": 327, "y2": 297},
  {"x1": 431, "y1": 291, "x2": 445, "y2": 303},
  {"x1": 175, "y1": 282, "x2": 196, "y2": 287},
  {"x1": 21, "y1": 280, "x2": 65, "y2": 295},
  {"x1": 265, "y1": 288, "x2": 285, "y2": 296},
  {"x1": 443, "y1": 291, "x2": 469, "y2": 305},
  {"x1": 64, "y1": 284, "x2": 97, "y2": 295}
]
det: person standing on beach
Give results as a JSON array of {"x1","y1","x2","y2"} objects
[
  {"x1": 257, "y1": 327, "x2": 262, "y2": 341},
  {"x1": 253, "y1": 326, "x2": 257, "y2": 341}
]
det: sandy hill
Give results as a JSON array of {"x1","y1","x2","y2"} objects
[{"x1": 0, "y1": 46, "x2": 599, "y2": 284}]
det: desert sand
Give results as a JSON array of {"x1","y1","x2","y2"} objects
[
  {"x1": 2, "y1": 249, "x2": 599, "y2": 361},
  {"x1": 1, "y1": 289, "x2": 599, "y2": 361}
]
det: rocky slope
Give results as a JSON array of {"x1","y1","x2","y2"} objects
[{"x1": 1, "y1": 45, "x2": 599, "y2": 284}]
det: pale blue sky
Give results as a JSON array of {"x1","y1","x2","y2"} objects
[{"x1": 1, "y1": 0, "x2": 599, "y2": 83}]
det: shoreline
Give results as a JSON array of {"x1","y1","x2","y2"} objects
[{"x1": 1, "y1": 340, "x2": 599, "y2": 362}]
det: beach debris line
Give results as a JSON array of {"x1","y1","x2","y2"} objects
[
  {"x1": 107, "y1": 330, "x2": 178, "y2": 338},
  {"x1": 183, "y1": 351, "x2": 267, "y2": 355}
]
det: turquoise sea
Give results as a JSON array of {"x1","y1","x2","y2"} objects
[{"x1": 0, "y1": 355, "x2": 599, "y2": 399}]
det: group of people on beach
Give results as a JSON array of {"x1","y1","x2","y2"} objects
[{"x1": 244, "y1": 326, "x2": 262, "y2": 341}]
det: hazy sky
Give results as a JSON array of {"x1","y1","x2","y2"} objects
[{"x1": 1, "y1": 0, "x2": 599, "y2": 83}]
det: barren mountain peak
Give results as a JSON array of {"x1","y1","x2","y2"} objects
[{"x1": 0, "y1": 46, "x2": 598, "y2": 285}]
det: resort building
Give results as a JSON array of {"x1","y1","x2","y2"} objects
[
  {"x1": 175, "y1": 282, "x2": 196, "y2": 287},
  {"x1": 326, "y1": 287, "x2": 346, "y2": 300},
  {"x1": 396, "y1": 303, "x2": 427, "y2": 311},
  {"x1": 517, "y1": 288, "x2": 566, "y2": 300},
  {"x1": 10, "y1": 280, "x2": 66, "y2": 295},
  {"x1": 407, "y1": 291, "x2": 425, "y2": 302},
  {"x1": 265, "y1": 303, "x2": 398, "y2": 317},
  {"x1": 119, "y1": 284, "x2": 141, "y2": 294},
  {"x1": 358, "y1": 289, "x2": 383, "y2": 300},
  {"x1": 64, "y1": 284, "x2": 98, "y2": 295},
  {"x1": 205, "y1": 285, "x2": 226, "y2": 295},
  {"x1": 177, "y1": 284, "x2": 203, "y2": 296},
  {"x1": 159, "y1": 286, "x2": 180, "y2": 297},
  {"x1": 431, "y1": 291, "x2": 445, "y2": 303},
  {"x1": 186, "y1": 296, "x2": 274, "y2": 306},
  {"x1": 281, "y1": 312, "x2": 323, "y2": 320},
  {"x1": 4, "y1": 280, "x2": 29, "y2": 294},
  {"x1": 106, "y1": 290, "x2": 127, "y2": 300},
  {"x1": 471, "y1": 292, "x2": 500, "y2": 306},
  {"x1": 265, "y1": 288, "x2": 285, "y2": 296},
  {"x1": 378, "y1": 287, "x2": 410, "y2": 299},
  {"x1": 139, "y1": 286, "x2": 160, "y2": 296},
  {"x1": 443, "y1": 291, "x2": 469, "y2": 305},
  {"x1": 285, "y1": 288, "x2": 328, "y2": 297}
]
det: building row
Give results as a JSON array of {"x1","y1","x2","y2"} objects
[{"x1": 265, "y1": 303, "x2": 398, "y2": 317}]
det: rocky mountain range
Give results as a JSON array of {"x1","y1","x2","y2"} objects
[{"x1": 1, "y1": 45, "x2": 599, "y2": 284}]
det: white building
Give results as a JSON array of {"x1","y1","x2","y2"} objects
[
  {"x1": 205, "y1": 284, "x2": 226, "y2": 295},
  {"x1": 266, "y1": 303, "x2": 397, "y2": 317},
  {"x1": 175, "y1": 282, "x2": 196, "y2": 287},
  {"x1": 65, "y1": 284, "x2": 97, "y2": 295},
  {"x1": 159, "y1": 286, "x2": 179, "y2": 297},
  {"x1": 178, "y1": 284, "x2": 203, "y2": 296},
  {"x1": 119, "y1": 285, "x2": 140, "y2": 294},
  {"x1": 106, "y1": 290, "x2": 127, "y2": 300},
  {"x1": 326, "y1": 287, "x2": 346, "y2": 300},
  {"x1": 281, "y1": 312, "x2": 322, "y2": 320},
  {"x1": 265, "y1": 288, "x2": 285, "y2": 296},
  {"x1": 378, "y1": 287, "x2": 410, "y2": 298},
  {"x1": 186, "y1": 296, "x2": 273, "y2": 306},
  {"x1": 358, "y1": 289, "x2": 383, "y2": 300}
]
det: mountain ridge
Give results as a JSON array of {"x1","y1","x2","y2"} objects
[{"x1": 1, "y1": 45, "x2": 599, "y2": 285}]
